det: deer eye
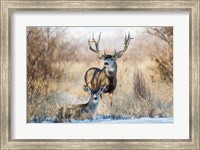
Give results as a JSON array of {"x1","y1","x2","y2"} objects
[{"x1": 110, "y1": 58, "x2": 114, "y2": 61}]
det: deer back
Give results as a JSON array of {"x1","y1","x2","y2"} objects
[
  {"x1": 65, "y1": 102, "x2": 97, "y2": 121},
  {"x1": 85, "y1": 67, "x2": 117, "y2": 93}
]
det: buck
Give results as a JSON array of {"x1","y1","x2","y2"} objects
[
  {"x1": 56, "y1": 85, "x2": 106, "y2": 122},
  {"x1": 85, "y1": 33, "x2": 132, "y2": 107}
]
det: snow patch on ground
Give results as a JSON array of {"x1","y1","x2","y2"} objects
[
  {"x1": 70, "y1": 117, "x2": 173, "y2": 124},
  {"x1": 28, "y1": 115, "x2": 173, "y2": 124}
]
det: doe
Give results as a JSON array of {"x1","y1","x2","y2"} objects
[{"x1": 56, "y1": 85, "x2": 106, "y2": 122}]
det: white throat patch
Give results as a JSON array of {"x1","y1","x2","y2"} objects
[
  {"x1": 106, "y1": 67, "x2": 115, "y2": 72},
  {"x1": 93, "y1": 99, "x2": 99, "y2": 104}
]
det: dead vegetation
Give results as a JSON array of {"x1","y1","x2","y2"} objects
[
  {"x1": 147, "y1": 27, "x2": 173, "y2": 81},
  {"x1": 27, "y1": 27, "x2": 173, "y2": 122}
]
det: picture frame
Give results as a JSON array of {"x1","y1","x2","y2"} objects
[{"x1": 1, "y1": 0, "x2": 199, "y2": 149}]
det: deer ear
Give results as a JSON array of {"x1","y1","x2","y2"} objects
[
  {"x1": 98, "y1": 85, "x2": 106, "y2": 94},
  {"x1": 83, "y1": 85, "x2": 91, "y2": 93}
]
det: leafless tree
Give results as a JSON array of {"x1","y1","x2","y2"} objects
[
  {"x1": 147, "y1": 27, "x2": 173, "y2": 81},
  {"x1": 27, "y1": 27, "x2": 66, "y2": 103}
]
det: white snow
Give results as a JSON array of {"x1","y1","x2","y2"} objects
[
  {"x1": 70, "y1": 117, "x2": 173, "y2": 124},
  {"x1": 28, "y1": 116, "x2": 173, "y2": 124}
]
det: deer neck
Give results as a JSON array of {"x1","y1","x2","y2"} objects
[
  {"x1": 86, "y1": 98, "x2": 99, "y2": 113},
  {"x1": 104, "y1": 63, "x2": 117, "y2": 77}
]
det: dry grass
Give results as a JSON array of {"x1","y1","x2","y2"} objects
[
  {"x1": 27, "y1": 58, "x2": 173, "y2": 121},
  {"x1": 95, "y1": 61, "x2": 173, "y2": 118}
]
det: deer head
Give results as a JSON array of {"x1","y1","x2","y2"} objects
[
  {"x1": 88, "y1": 32, "x2": 133, "y2": 69},
  {"x1": 83, "y1": 85, "x2": 106, "y2": 104}
]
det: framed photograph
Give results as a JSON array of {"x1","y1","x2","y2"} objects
[{"x1": 1, "y1": 0, "x2": 199, "y2": 149}]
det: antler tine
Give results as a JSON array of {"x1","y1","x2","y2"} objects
[
  {"x1": 98, "y1": 32, "x2": 101, "y2": 43},
  {"x1": 114, "y1": 49, "x2": 117, "y2": 54},
  {"x1": 104, "y1": 49, "x2": 107, "y2": 55},
  {"x1": 88, "y1": 33, "x2": 99, "y2": 52},
  {"x1": 124, "y1": 32, "x2": 131, "y2": 44},
  {"x1": 88, "y1": 33, "x2": 104, "y2": 58},
  {"x1": 125, "y1": 33, "x2": 128, "y2": 44},
  {"x1": 114, "y1": 32, "x2": 133, "y2": 58},
  {"x1": 88, "y1": 38, "x2": 98, "y2": 53},
  {"x1": 123, "y1": 32, "x2": 132, "y2": 51}
]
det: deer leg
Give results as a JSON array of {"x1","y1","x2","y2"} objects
[
  {"x1": 108, "y1": 93, "x2": 113, "y2": 108},
  {"x1": 108, "y1": 93, "x2": 114, "y2": 120},
  {"x1": 100, "y1": 93, "x2": 103, "y2": 103}
]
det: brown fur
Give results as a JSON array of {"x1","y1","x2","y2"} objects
[
  {"x1": 56, "y1": 86, "x2": 105, "y2": 122},
  {"x1": 85, "y1": 66, "x2": 117, "y2": 94},
  {"x1": 65, "y1": 104, "x2": 93, "y2": 121}
]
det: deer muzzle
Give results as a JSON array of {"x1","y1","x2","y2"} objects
[{"x1": 104, "y1": 62, "x2": 109, "y2": 66}]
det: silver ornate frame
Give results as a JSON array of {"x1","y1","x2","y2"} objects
[{"x1": 1, "y1": 0, "x2": 199, "y2": 149}]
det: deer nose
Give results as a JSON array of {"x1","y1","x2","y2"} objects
[
  {"x1": 94, "y1": 97, "x2": 98, "y2": 100},
  {"x1": 104, "y1": 62, "x2": 108, "y2": 65}
]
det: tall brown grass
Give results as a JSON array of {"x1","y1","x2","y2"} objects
[{"x1": 27, "y1": 60, "x2": 173, "y2": 120}]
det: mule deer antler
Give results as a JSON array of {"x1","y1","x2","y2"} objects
[
  {"x1": 88, "y1": 33, "x2": 105, "y2": 59},
  {"x1": 115, "y1": 32, "x2": 133, "y2": 58}
]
